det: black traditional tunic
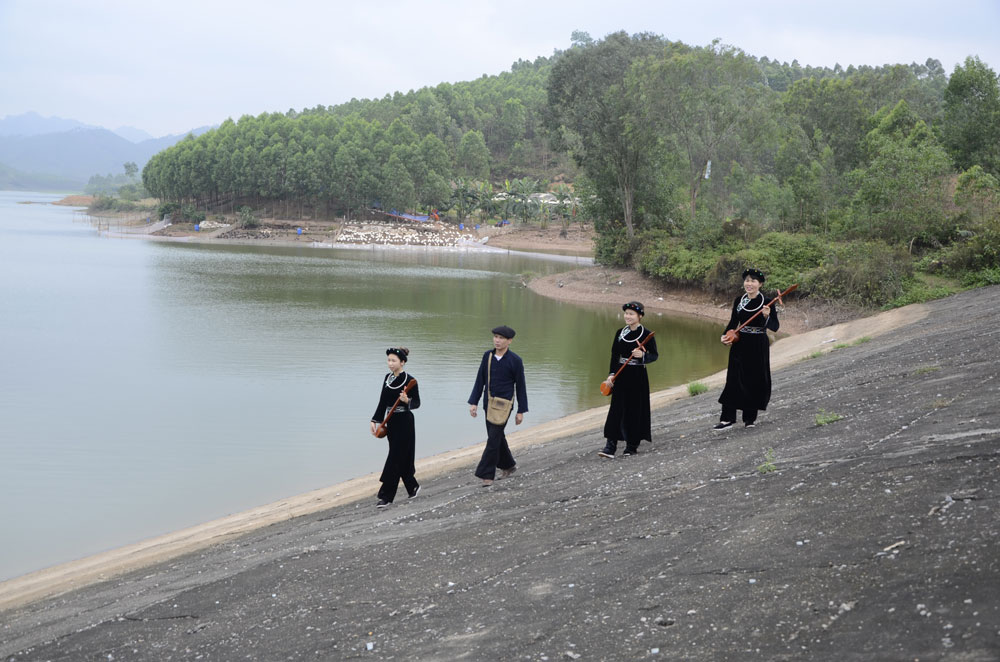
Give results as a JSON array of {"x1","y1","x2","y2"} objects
[
  {"x1": 718, "y1": 293, "x2": 780, "y2": 413},
  {"x1": 603, "y1": 325, "x2": 658, "y2": 444},
  {"x1": 371, "y1": 372, "x2": 420, "y2": 501}
]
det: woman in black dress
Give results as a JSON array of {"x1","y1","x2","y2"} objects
[
  {"x1": 370, "y1": 347, "x2": 420, "y2": 508},
  {"x1": 714, "y1": 268, "x2": 779, "y2": 430},
  {"x1": 598, "y1": 301, "x2": 658, "y2": 458}
]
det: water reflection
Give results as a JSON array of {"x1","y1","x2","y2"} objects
[{"x1": 0, "y1": 194, "x2": 728, "y2": 580}]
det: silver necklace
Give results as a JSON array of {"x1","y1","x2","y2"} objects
[
  {"x1": 619, "y1": 324, "x2": 644, "y2": 343},
  {"x1": 738, "y1": 293, "x2": 763, "y2": 313},
  {"x1": 386, "y1": 371, "x2": 408, "y2": 389}
]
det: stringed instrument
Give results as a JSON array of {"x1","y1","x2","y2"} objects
[
  {"x1": 600, "y1": 331, "x2": 655, "y2": 396},
  {"x1": 375, "y1": 378, "x2": 417, "y2": 438},
  {"x1": 722, "y1": 284, "x2": 798, "y2": 345}
]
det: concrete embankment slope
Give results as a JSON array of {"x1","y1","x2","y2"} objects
[{"x1": 3, "y1": 286, "x2": 998, "y2": 660}]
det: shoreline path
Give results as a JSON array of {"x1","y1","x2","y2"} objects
[{"x1": 2, "y1": 286, "x2": 997, "y2": 660}]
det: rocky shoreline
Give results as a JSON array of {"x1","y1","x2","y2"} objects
[{"x1": 2, "y1": 286, "x2": 997, "y2": 660}]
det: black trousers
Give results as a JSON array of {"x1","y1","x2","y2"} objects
[
  {"x1": 475, "y1": 419, "x2": 516, "y2": 480},
  {"x1": 721, "y1": 405, "x2": 758, "y2": 425},
  {"x1": 377, "y1": 413, "x2": 419, "y2": 502}
]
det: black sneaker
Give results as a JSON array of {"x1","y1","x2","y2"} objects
[
  {"x1": 712, "y1": 421, "x2": 734, "y2": 431},
  {"x1": 376, "y1": 499, "x2": 390, "y2": 509},
  {"x1": 744, "y1": 423, "x2": 756, "y2": 428},
  {"x1": 407, "y1": 486, "x2": 421, "y2": 499},
  {"x1": 622, "y1": 447, "x2": 638, "y2": 456},
  {"x1": 597, "y1": 450, "x2": 615, "y2": 459}
]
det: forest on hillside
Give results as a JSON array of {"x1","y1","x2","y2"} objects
[{"x1": 141, "y1": 31, "x2": 1000, "y2": 307}]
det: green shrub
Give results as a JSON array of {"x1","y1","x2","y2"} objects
[
  {"x1": 961, "y1": 267, "x2": 1000, "y2": 287},
  {"x1": 704, "y1": 232, "x2": 829, "y2": 293},
  {"x1": 803, "y1": 240, "x2": 912, "y2": 307},
  {"x1": 239, "y1": 206, "x2": 259, "y2": 229},
  {"x1": 180, "y1": 204, "x2": 205, "y2": 223},
  {"x1": 885, "y1": 281, "x2": 955, "y2": 308},
  {"x1": 687, "y1": 382, "x2": 708, "y2": 396},
  {"x1": 942, "y1": 215, "x2": 1000, "y2": 275},
  {"x1": 157, "y1": 201, "x2": 180, "y2": 221},
  {"x1": 637, "y1": 234, "x2": 717, "y2": 285},
  {"x1": 594, "y1": 227, "x2": 634, "y2": 266}
]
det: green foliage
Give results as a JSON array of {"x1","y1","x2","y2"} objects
[
  {"x1": 941, "y1": 56, "x2": 1000, "y2": 175},
  {"x1": 637, "y1": 233, "x2": 718, "y2": 284},
  {"x1": 594, "y1": 225, "x2": 635, "y2": 266},
  {"x1": 547, "y1": 31, "x2": 675, "y2": 240},
  {"x1": 143, "y1": 55, "x2": 563, "y2": 218},
  {"x1": 85, "y1": 161, "x2": 148, "y2": 199},
  {"x1": 157, "y1": 201, "x2": 180, "y2": 220},
  {"x1": 849, "y1": 101, "x2": 952, "y2": 244},
  {"x1": 815, "y1": 410, "x2": 844, "y2": 426},
  {"x1": 88, "y1": 194, "x2": 145, "y2": 213},
  {"x1": 239, "y1": 206, "x2": 258, "y2": 229},
  {"x1": 954, "y1": 166, "x2": 999, "y2": 223},
  {"x1": 732, "y1": 232, "x2": 827, "y2": 289},
  {"x1": 884, "y1": 281, "x2": 955, "y2": 309},
  {"x1": 132, "y1": 32, "x2": 1000, "y2": 309},
  {"x1": 757, "y1": 448, "x2": 777, "y2": 474},
  {"x1": 630, "y1": 40, "x2": 776, "y2": 225},
  {"x1": 686, "y1": 382, "x2": 708, "y2": 396},
  {"x1": 803, "y1": 241, "x2": 912, "y2": 306},
  {"x1": 942, "y1": 214, "x2": 1000, "y2": 274},
  {"x1": 178, "y1": 204, "x2": 205, "y2": 223},
  {"x1": 961, "y1": 267, "x2": 1000, "y2": 288}
]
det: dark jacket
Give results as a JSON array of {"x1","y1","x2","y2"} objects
[{"x1": 467, "y1": 349, "x2": 528, "y2": 414}]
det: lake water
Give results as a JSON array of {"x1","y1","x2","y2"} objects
[{"x1": 0, "y1": 191, "x2": 729, "y2": 581}]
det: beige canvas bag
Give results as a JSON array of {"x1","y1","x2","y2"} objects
[{"x1": 486, "y1": 352, "x2": 514, "y2": 425}]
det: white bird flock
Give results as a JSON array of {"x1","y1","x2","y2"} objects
[{"x1": 338, "y1": 221, "x2": 475, "y2": 247}]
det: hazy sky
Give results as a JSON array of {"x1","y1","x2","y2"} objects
[{"x1": 2, "y1": 0, "x2": 998, "y2": 137}]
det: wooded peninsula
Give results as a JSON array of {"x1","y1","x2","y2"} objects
[{"x1": 137, "y1": 31, "x2": 1000, "y2": 309}]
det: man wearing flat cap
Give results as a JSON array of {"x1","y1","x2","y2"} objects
[{"x1": 467, "y1": 325, "x2": 528, "y2": 486}]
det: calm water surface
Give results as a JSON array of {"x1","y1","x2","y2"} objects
[{"x1": 0, "y1": 191, "x2": 729, "y2": 580}]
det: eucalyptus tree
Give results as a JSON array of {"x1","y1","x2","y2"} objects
[
  {"x1": 381, "y1": 153, "x2": 416, "y2": 213},
  {"x1": 334, "y1": 142, "x2": 377, "y2": 220},
  {"x1": 458, "y1": 130, "x2": 490, "y2": 180},
  {"x1": 546, "y1": 30, "x2": 672, "y2": 242},
  {"x1": 782, "y1": 77, "x2": 869, "y2": 173},
  {"x1": 850, "y1": 100, "x2": 952, "y2": 244},
  {"x1": 942, "y1": 56, "x2": 1000, "y2": 175},
  {"x1": 628, "y1": 41, "x2": 775, "y2": 226}
]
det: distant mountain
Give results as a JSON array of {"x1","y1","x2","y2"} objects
[
  {"x1": 0, "y1": 120, "x2": 215, "y2": 191},
  {"x1": 0, "y1": 111, "x2": 97, "y2": 137},
  {"x1": 113, "y1": 126, "x2": 155, "y2": 143}
]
